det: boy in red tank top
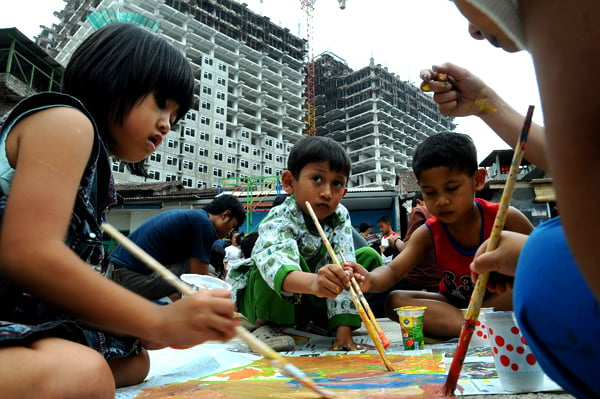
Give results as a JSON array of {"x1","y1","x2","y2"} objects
[{"x1": 359, "y1": 133, "x2": 533, "y2": 340}]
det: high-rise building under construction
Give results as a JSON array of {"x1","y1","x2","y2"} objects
[{"x1": 34, "y1": 0, "x2": 454, "y2": 189}]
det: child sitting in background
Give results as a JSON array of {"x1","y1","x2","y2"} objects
[
  {"x1": 358, "y1": 132, "x2": 533, "y2": 340},
  {"x1": 229, "y1": 136, "x2": 381, "y2": 351}
]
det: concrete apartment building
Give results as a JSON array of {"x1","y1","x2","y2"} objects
[
  {"x1": 314, "y1": 52, "x2": 455, "y2": 188},
  {"x1": 13, "y1": 0, "x2": 454, "y2": 191},
  {"x1": 44, "y1": 0, "x2": 306, "y2": 190}
]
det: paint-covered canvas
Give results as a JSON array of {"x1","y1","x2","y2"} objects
[{"x1": 135, "y1": 354, "x2": 448, "y2": 398}]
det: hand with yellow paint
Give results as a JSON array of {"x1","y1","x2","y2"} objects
[
  {"x1": 419, "y1": 62, "x2": 548, "y2": 170},
  {"x1": 419, "y1": 62, "x2": 498, "y2": 117}
]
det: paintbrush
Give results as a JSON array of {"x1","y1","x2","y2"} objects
[
  {"x1": 101, "y1": 223, "x2": 339, "y2": 399},
  {"x1": 338, "y1": 251, "x2": 390, "y2": 349},
  {"x1": 304, "y1": 202, "x2": 395, "y2": 372},
  {"x1": 443, "y1": 105, "x2": 535, "y2": 396}
]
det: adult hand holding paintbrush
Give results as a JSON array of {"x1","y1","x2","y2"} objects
[{"x1": 443, "y1": 105, "x2": 535, "y2": 396}]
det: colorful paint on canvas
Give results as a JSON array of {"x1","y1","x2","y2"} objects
[{"x1": 135, "y1": 354, "x2": 448, "y2": 398}]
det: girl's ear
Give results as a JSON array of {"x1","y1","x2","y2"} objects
[
  {"x1": 474, "y1": 168, "x2": 487, "y2": 191},
  {"x1": 280, "y1": 170, "x2": 295, "y2": 194}
]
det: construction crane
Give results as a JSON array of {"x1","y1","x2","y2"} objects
[
  {"x1": 300, "y1": 0, "x2": 346, "y2": 136},
  {"x1": 300, "y1": 0, "x2": 316, "y2": 136}
]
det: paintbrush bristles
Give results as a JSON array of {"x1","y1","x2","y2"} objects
[{"x1": 443, "y1": 105, "x2": 534, "y2": 396}]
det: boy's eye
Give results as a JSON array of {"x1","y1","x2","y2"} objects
[
  {"x1": 446, "y1": 186, "x2": 459, "y2": 191},
  {"x1": 311, "y1": 175, "x2": 323, "y2": 183},
  {"x1": 333, "y1": 180, "x2": 345, "y2": 189}
]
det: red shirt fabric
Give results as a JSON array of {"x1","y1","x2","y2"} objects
[{"x1": 426, "y1": 199, "x2": 499, "y2": 303}]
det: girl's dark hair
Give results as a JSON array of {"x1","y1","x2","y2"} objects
[
  {"x1": 287, "y1": 136, "x2": 351, "y2": 179},
  {"x1": 62, "y1": 22, "x2": 194, "y2": 176},
  {"x1": 412, "y1": 132, "x2": 478, "y2": 180}
]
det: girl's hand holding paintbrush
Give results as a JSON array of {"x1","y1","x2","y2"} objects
[
  {"x1": 471, "y1": 230, "x2": 529, "y2": 294},
  {"x1": 147, "y1": 288, "x2": 238, "y2": 348}
]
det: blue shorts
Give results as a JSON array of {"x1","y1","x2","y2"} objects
[{"x1": 514, "y1": 217, "x2": 600, "y2": 398}]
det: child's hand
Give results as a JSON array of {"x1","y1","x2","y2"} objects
[
  {"x1": 471, "y1": 231, "x2": 528, "y2": 292},
  {"x1": 343, "y1": 261, "x2": 372, "y2": 292},
  {"x1": 311, "y1": 264, "x2": 351, "y2": 298},
  {"x1": 152, "y1": 288, "x2": 238, "y2": 347}
]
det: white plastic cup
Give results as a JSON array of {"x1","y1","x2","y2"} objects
[
  {"x1": 485, "y1": 311, "x2": 545, "y2": 392},
  {"x1": 461, "y1": 307, "x2": 493, "y2": 348},
  {"x1": 180, "y1": 274, "x2": 232, "y2": 293}
]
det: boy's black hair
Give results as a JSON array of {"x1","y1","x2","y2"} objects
[
  {"x1": 204, "y1": 194, "x2": 246, "y2": 227},
  {"x1": 412, "y1": 132, "x2": 478, "y2": 180},
  {"x1": 411, "y1": 191, "x2": 424, "y2": 207},
  {"x1": 62, "y1": 22, "x2": 194, "y2": 176},
  {"x1": 377, "y1": 215, "x2": 391, "y2": 225},
  {"x1": 240, "y1": 231, "x2": 259, "y2": 259},
  {"x1": 358, "y1": 221, "x2": 371, "y2": 233},
  {"x1": 287, "y1": 136, "x2": 351, "y2": 180}
]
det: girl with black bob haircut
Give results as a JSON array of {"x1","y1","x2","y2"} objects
[
  {"x1": 0, "y1": 22, "x2": 238, "y2": 398},
  {"x1": 63, "y1": 22, "x2": 195, "y2": 176}
]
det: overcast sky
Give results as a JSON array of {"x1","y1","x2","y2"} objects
[{"x1": 0, "y1": 0, "x2": 542, "y2": 161}]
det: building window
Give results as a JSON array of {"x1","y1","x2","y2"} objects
[
  {"x1": 202, "y1": 86, "x2": 212, "y2": 95},
  {"x1": 264, "y1": 152, "x2": 273, "y2": 161},
  {"x1": 150, "y1": 153, "x2": 162, "y2": 162},
  {"x1": 276, "y1": 141, "x2": 283, "y2": 149},
  {"x1": 167, "y1": 139, "x2": 178, "y2": 149},
  {"x1": 241, "y1": 130, "x2": 249, "y2": 139},
  {"x1": 214, "y1": 152, "x2": 223, "y2": 161},
  {"x1": 265, "y1": 166, "x2": 273, "y2": 174},
  {"x1": 197, "y1": 181, "x2": 207, "y2": 189},
  {"x1": 112, "y1": 161, "x2": 125, "y2": 173},
  {"x1": 227, "y1": 156, "x2": 236, "y2": 165},
  {"x1": 216, "y1": 91, "x2": 226, "y2": 100},
  {"x1": 218, "y1": 62, "x2": 226, "y2": 72},
  {"x1": 166, "y1": 174, "x2": 177, "y2": 182},
  {"x1": 253, "y1": 148, "x2": 260, "y2": 157},
  {"x1": 203, "y1": 71, "x2": 213, "y2": 80},
  {"x1": 167, "y1": 156, "x2": 178, "y2": 166},
  {"x1": 215, "y1": 121, "x2": 224, "y2": 130},
  {"x1": 214, "y1": 136, "x2": 223, "y2": 146},
  {"x1": 185, "y1": 111, "x2": 196, "y2": 121},
  {"x1": 240, "y1": 159, "x2": 248, "y2": 168},
  {"x1": 182, "y1": 160, "x2": 194, "y2": 170},
  {"x1": 198, "y1": 164, "x2": 208, "y2": 174},
  {"x1": 182, "y1": 177, "x2": 193, "y2": 187},
  {"x1": 276, "y1": 155, "x2": 284, "y2": 164},
  {"x1": 240, "y1": 144, "x2": 249, "y2": 153},
  {"x1": 213, "y1": 167, "x2": 223, "y2": 177},
  {"x1": 199, "y1": 132, "x2": 209, "y2": 141},
  {"x1": 148, "y1": 170, "x2": 160, "y2": 180},
  {"x1": 201, "y1": 101, "x2": 211, "y2": 110},
  {"x1": 216, "y1": 106, "x2": 225, "y2": 115},
  {"x1": 198, "y1": 148, "x2": 208, "y2": 157},
  {"x1": 184, "y1": 127, "x2": 195, "y2": 137},
  {"x1": 183, "y1": 143, "x2": 194, "y2": 153},
  {"x1": 227, "y1": 140, "x2": 236, "y2": 149},
  {"x1": 200, "y1": 116, "x2": 210, "y2": 126},
  {"x1": 265, "y1": 138, "x2": 273, "y2": 147},
  {"x1": 217, "y1": 77, "x2": 226, "y2": 86},
  {"x1": 252, "y1": 163, "x2": 260, "y2": 171},
  {"x1": 204, "y1": 56, "x2": 213, "y2": 66},
  {"x1": 226, "y1": 171, "x2": 234, "y2": 178}
]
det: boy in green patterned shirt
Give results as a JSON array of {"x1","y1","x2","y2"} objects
[{"x1": 228, "y1": 136, "x2": 381, "y2": 351}]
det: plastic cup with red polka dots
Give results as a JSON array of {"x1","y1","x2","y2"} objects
[
  {"x1": 461, "y1": 307, "x2": 493, "y2": 348},
  {"x1": 485, "y1": 311, "x2": 545, "y2": 392}
]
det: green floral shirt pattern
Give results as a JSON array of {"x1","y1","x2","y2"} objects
[{"x1": 227, "y1": 195, "x2": 358, "y2": 321}]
